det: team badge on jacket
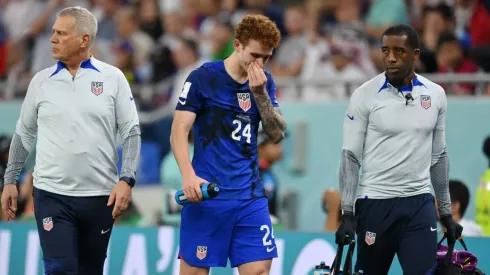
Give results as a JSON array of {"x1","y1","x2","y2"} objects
[
  {"x1": 237, "y1": 93, "x2": 251, "y2": 112},
  {"x1": 420, "y1": 95, "x2": 431, "y2": 109},
  {"x1": 91, "y1": 81, "x2": 103, "y2": 96},
  {"x1": 365, "y1": 231, "x2": 376, "y2": 245},
  {"x1": 196, "y1": 246, "x2": 207, "y2": 260},
  {"x1": 43, "y1": 217, "x2": 53, "y2": 231}
]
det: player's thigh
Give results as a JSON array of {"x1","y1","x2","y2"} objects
[
  {"x1": 397, "y1": 194, "x2": 438, "y2": 275},
  {"x1": 230, "y1": 197, "x2": 277, "y2": 269},
  {"x1": 179, "y1": 200, "x2": 238, "y2": 268},
  {"x1": 77, "y1": 196, "x2": 114, "y2": 275},
  {"x1": 354, "y1": 198, "x2": 404, "y2": 275},
  {"x1": 33, "y1": 187, "x2": 79, "y2": 275}
]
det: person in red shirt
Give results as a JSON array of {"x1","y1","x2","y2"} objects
[
  {"x1": 457, "y1": 0, "x2": 490, "y2": 71},
  {"x1": 0, "y1": 20, "x2": 7, "y2": 79},
  {"x1": 436, "y1": 31, "x2": 479, "y2": 95}
]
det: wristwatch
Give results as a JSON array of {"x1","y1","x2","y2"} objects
[{"x1": 119, "y1": 177, "x2": 136, "y2": 188}]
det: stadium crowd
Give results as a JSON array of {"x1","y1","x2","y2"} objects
[
  {"x1": 1, "y1": 0, "x2": 490, "y2": 102},
  {"x1": 1, "y1": 0, "x2": 490, "y2": 232}
]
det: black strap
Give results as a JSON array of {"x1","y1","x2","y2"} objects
[
  {"x1": 438, "y1": 235, "x2": 468, "y2": 267},
  {"x1": 331, "y1": 243, "x2": 344, "y2": 275},
  {"x1": 331, "y1": 240, "x2": 356, "y2": 275},
  {"x1": 343, "y1": 241, "x2": 356, "y2": 274}
]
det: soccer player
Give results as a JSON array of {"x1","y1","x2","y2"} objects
[
  {"x1": 170, "y1": 14, "x2": 286, "y2": 275},
  {"x1": 0, "y1": 7, "x2": 140, "y2": 275},
  {"x1": 335, "y1": 24, "x2": 463, "y2": 275}
]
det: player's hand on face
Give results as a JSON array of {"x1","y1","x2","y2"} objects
[
  {"x1": 1, "y1": 184, "x2": 18, "y2": 221},
  {"x1": 182, "y1": 174, "x2": 208, "y2": 203},
  {"x1": 247, "y1": 62, "x2": 267, "y2": 95},
  {"x1": 107, "y1": 181, "x2": 132, "y2": 219}
]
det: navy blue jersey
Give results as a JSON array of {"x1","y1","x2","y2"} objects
[{"x1": 175, "y1": 61, "x2": 279, "y2": 200}]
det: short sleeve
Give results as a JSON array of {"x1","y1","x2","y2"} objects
[
  {"x1": 266, "y1": 72, "x2": 279, "y2": 108},
  {"x1": 175, "y1": 69, "x2": 204, "y2": 113}
]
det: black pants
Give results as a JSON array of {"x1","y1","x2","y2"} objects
[
  {"x1": 354, "y1": 194, "x2": 438, "y2": 275},
  {"x1": 33, "y1": 187, "x2": 114, "y2": 275}
]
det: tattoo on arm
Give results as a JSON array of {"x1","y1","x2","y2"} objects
[{"x1": 253, "y1": 91, "x2": 287, "y2": 142}]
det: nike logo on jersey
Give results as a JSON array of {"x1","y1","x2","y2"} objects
[
  {"x1": 130, "y1": 96, "x2": 134, "y2": 101},
  {"x1": 347, "y1": 114, "x2": 354, "y2": 120},
  {"x1": 266, "y1": 246, "x2": 276, "y2": 252},
  {"x1": 430, "y1": 227, "x2": 437, "y2": 232},
  {"x1": 179, "y1": 99, "x2": 186, "y2": 105},
  {"x1": 101, "y1": 228, "x2": 111, "y2": 234}
]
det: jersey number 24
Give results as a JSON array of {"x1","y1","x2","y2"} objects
[{"x1": 231, "y1": 120, "x2": 251, "y2": 144}]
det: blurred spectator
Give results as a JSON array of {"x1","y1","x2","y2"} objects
[
  {"x1": 1, "y1": 0, "x2": 44, "y2": 44},
  {"x1": 170, "y1": 38, "x2": 202, "y2": 108},
  {"x1": 457, "y1": 0, "x2": 490, "y2": 72},
  {"x1": 114, "y1": 6, "x2": 155, "y2": 84},
  {"x1": 302, "y1": 42, "x2": 367, "y2": 101},
  {"x1": 30, "y1": 0, "x2": 91, "y2": 74},
  {"x1": 89, "y1": 0, "x2": 121, "y2": 65},
  {"x1": 210, "y1": 13, "x2": 235, "y2": 61},
  {"x1": 322, "y1": 189, "x2": 341, "y2": 232},
  {"x1": 149, "y1": 11, "x2": 195, "y2": 83},
  {"x1": 366, "y1": 0, "x2": 410, "y2": 71},
  {"x1": 266, "y1": 4, "x2": 307, "y2": 100},
  {"x1": 476, "y1": 136, "x2": 490, "y2": 235},
  {"x1": 447, "y1": 179, "x2": 483, "y2": 237},
  {"x1": 458, "y1": 0, "x2": 490, "y2": 47},
  {"x1": 0, "y1": 18, "x2": 6, "y2": 79},
  {"x1": 137, "y1": 0, "x2": 163, "y2": 41},
  {"x1": 268, "y1": 5, "x2": 307, "y2": 78},
  {"x1": 141, "y1": 37, "x2": 201, "y2": 121},
  {"x1": 436, "y1": 31, "x2": 479, "y2": 95},
  {"x1": 0, "y1": 135, "x2": 10, "y2": 193},
  {"x1": 240, "y1": 0, "x2": 285, "y2": 36},
  {"x1": 418, "y1": 3, "x2": 456, "y2": 73},
  {"x1": 92, "y1": 0, "x2": 120, "y2": 41},
  {"x1": 0, "y1": 135, "x2": 5, "y2": 221}
]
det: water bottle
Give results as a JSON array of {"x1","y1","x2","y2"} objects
[
  {"x1": 175, "y1": 183, "x2": 220, "y2": 205},
  {"x1": 314, "y1": 261, "x2": 330, "y2": 275}
]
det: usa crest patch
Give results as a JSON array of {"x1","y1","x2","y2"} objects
[
  {"x1": 91, "y1": 81, "x2": 103, "y2": 96},
  {"x1": 237, "y1": 93, "x2": 251, "y2": 112},
  {"x1": 365, "y1": 231, "x2": 376, "y2": 245},
  {"x1": 196, "y1": 246, "x2": 207, "y2": 260},
  {"x1": 43, "y1": 217, "x2": 53, "y2": 231},
  {"x1": 420, "y1": 95, "x2": 431, "y2": 109}
]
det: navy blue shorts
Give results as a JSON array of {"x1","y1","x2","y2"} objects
[
  {"x1": 33, "y1": 187, "x2": 114, "y2": 275},
  {"x1": 179, "y1": 197, "x2": 277, "y2": 268},
  {"x1": 354, "y1": 193, "x2": 438, "y2": 275}
]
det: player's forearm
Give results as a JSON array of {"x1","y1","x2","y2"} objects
[
  {"x1": 170, "y1": 125, "x2": 194, "y2": 177},
  {"x1": 339, "y1": 150, "x2": 361, "y2": 214},
  {"x1": 120, "y1": 125, "x2": 141, "y2": 179},
  {"x1": 430, "y1": 150, "x2": 452, "y2": 216},
  {"x1": 253, "y1": 91, "x2": 286, "y2": 143},
  {"x1": 4, "y1": 133, "x2": 30, "y2": 185}
]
